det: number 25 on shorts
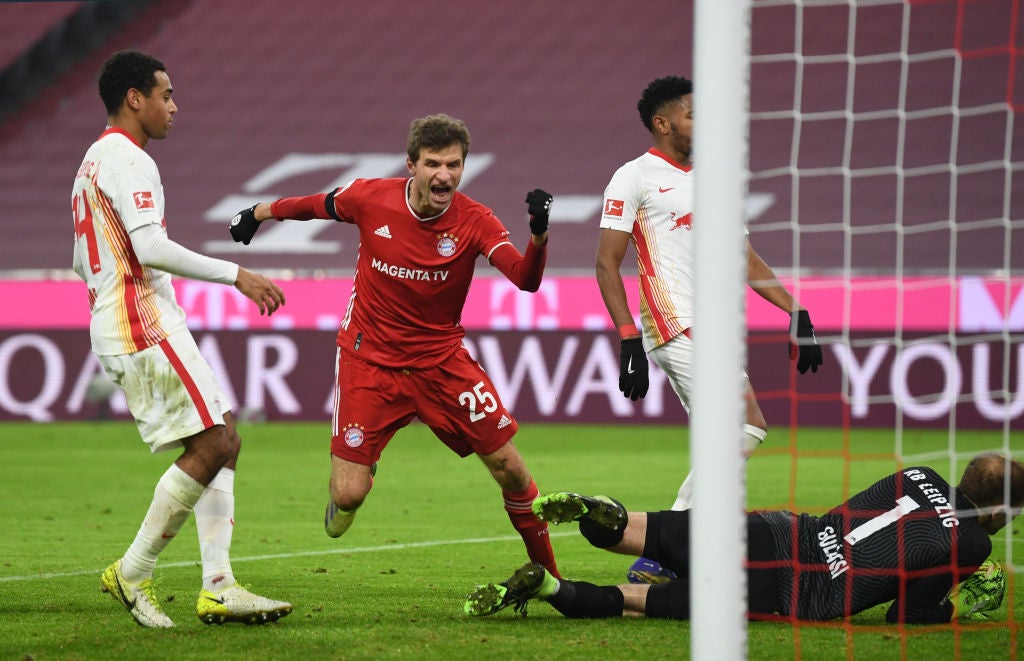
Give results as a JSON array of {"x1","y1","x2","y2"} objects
[{"x1": 458, "y1": 381, "x2": 498, "y2": 422}]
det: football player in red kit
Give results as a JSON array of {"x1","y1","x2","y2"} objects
[{"x1": 229, "y1": 113, "x2": 560, "y2": 576}]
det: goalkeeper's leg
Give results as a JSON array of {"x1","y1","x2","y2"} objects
[
  {"x1": 533, "y1": 494, "x2": 690, "y2": 585},
  {"x1": 548, "y1": 579, "x2": 688, "y2": 619},
  {"x1": 533, "y1": 491, "x2": 649, "y2": 556},
  {"x1": 629, "y1": 510, "x2": 691, "y2": 580},
  {"x1": 465, "y1": 564, "x2": 632, "y2": 619}
]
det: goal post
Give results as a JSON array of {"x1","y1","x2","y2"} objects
[{"x1": 691, "y1": 0, "x2": 752, "y2": 659}]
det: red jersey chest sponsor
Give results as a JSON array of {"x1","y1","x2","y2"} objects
[{"x1": 361, "y1": 216, "x2": 478, "y2": 295}]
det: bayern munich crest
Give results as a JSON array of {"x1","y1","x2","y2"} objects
[
  {"x1": 342, "y1": 423, "x2": 365, "y2": 448},
  {"x1": 436, "y1": 232, "x2": 458, "y2": 257}
]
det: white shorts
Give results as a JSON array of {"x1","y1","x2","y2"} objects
[
  {"x1": 649, "y1": 331, "x2": 750, "y2": 416},
  {"x1": 98, "y1": 329, "x2": 229, "y2": 453}
]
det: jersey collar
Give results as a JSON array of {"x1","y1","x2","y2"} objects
[
  {"x1": 404, "y1": 178, "x2": 451, "y2": 222},
  {"x1": 100, "y1": 126, "x2": 143, "y2": 149},
  {"x1": 648, "y1": 147, "x2": 692, "y2": 172}
]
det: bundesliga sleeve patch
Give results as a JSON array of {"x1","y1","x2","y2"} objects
[
  {"x1": 603, "y1": 199, "x2": 624, "y2": 217},
  {"x1": 132, "y1": 191, "x2": 155, "y2": 210}
]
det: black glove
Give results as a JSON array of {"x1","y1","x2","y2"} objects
[
  {"x1": 229, "y1": 204, "x2": 261, "y2": 245},
  {"x1": 619, "y1": 337, "x2": 649, "y2": 400},
  {"x1": 525, "y1": 188, "x2": 553, "y2": 235},
  {"x1": 789, "y1": 309, "x2": 823, "y2": 374}
]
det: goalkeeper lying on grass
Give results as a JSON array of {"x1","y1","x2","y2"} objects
[{"x1": 466, "y1": 452, "x2": 1022, "y2": 623}]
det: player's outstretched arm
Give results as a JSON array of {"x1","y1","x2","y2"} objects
[
  {"x1": 131, "y1": 223, "x2": 238, "y2": 286},
  {"x1": 230, "y1": 193, "x2": 338, "y2": 246},
  {"x1": 233, "y1": 267, "x2": 286, "y2": 317},
  {"x1": 745, "y1": 239, "x2": 823, "y2": 374}
]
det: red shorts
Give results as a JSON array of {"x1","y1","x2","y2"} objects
[{"x1": 329, "y1": 345, "x2": 518, "y2": 464}]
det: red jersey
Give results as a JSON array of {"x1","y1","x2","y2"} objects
[{"x1": 271, "y1": 177, "x2": 545, "y2": 368}]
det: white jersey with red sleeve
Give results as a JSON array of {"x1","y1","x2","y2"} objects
[
  {"x1": 325, "y1": 177, "x2": 514, "y2": 369},
  {"x1": 600, "y1": 147, "x2": 699, "y2": 350},
  {"x1": 71, "y1": 127, "x2": 186, "y2": 356}
]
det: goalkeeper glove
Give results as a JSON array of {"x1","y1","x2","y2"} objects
[
  {"x1": 619, "y1": 337, "x2": 649, "y2": 401},
  {"x1": 789, "y1": 309, "x2": 823, "y2": 374},
  {"x1": 229, "y1": 204, "x2": 261, "y2": 245},
  {"x1": 947, "y1": 560, "x2": 1006, "y2": 620},
  {"x1": 525, "y1": 189, "x2": 553, "y2": 235}
]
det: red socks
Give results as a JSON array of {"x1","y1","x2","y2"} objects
[{"x1": 503, "y1": 481, "x2": 560, "y2": 578}]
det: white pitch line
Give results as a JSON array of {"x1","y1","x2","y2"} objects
[
  {"x1": 4, "y1": 531, "x2": 1021, "y2": 584},
  {"x1": 0, "y1": 531, "x2": 577, "y2": 583}
]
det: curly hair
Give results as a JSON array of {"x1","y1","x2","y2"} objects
[
  {"x1": 406, "y1": 114, "x2": 471, "y2": 162},
  {"x1": 98, "y1": 50, "x2": 166, "y2": 116},
  {"x1": 959, "y1": 452, "x2": 1024, "y2": 509},
  {"x1": 637, "y1": 76, "x2": 693, "y2": 132}
]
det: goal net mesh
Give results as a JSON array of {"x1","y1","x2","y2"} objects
[{"x1": 746, "y1": 0, "x2": 1022, "y2": 655}]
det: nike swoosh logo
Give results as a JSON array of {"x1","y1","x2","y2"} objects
[
  {"x1": 658, "y1": 187, "x2": 674, "y2": 193},
  {"x1": 627, "y1": 357, "x2": 635, "y2": 374},
  {"x1": 111, "y1": 578, "x2": 136, "y2": 609}
]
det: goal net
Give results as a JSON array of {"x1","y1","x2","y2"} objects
[{"x1": 735, "y1": 0, "x2": 1022, "y2": 657}]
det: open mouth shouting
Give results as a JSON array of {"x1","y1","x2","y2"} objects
[{"x1": 430, "y1": 183, "x2": 453, "y2": 206}]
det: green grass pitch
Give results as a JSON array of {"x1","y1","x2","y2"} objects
[{"x1": 1, "y1": 422, "x2": 1019, "y2": 660}]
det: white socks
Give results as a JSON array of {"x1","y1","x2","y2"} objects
[
  {"x1": 742, "y1": 424, "x2": 768, "y2": 455},
  {"x1": 194, "y1": 468, "x2": 236, "y2": 592},
  {"x1": 121, "y1": 463, "x2": 204, "y2": 583},
  {"x1": 120, "y1": 465, "x2": 238, "y2": 592},
  {"x1": 671, "y1": 424, "x2": 768, "y2": 511}
]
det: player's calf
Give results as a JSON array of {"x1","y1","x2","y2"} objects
[{"x1": 324, "y1": 462, "x2": 375, "y2": 538}]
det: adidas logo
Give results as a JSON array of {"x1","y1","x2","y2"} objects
[
  {"x1": 374, "y1": 225, "x2": 392, "y2": 239},
  {"x1": 497, "y1": 414, "x2": 512, "y2": 430}
]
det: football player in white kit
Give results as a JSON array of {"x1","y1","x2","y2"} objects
[
  {"x1": 72, "y1": 50, "x2": 290, "y2": 627},
  {"x1": 595, "y1": 75, "x2": 823, "y2": 583}
]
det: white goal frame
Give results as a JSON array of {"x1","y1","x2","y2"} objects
[{"x1": 691, "y1": 0, "x2": 752, "y2": 659}]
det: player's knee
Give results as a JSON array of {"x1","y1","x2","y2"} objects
[
  {"x1": 185, "y1": 425, "x2": 235, "y2": 471},
  {"x1": 209, "y1": 426, "x2": 236, "y2": 464},
  {"x1": 644, "y1": 581, "x2": 689, "y2": 619},
  {"x1": 329, "y1": 480, "x2": 370, "y2": 511},
  {"x1": 579, "y1": 517, "x2": 626, "y2": 548},
  {"x1": 224, "y1": 427, "x2": 241, "y2": 461}
]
